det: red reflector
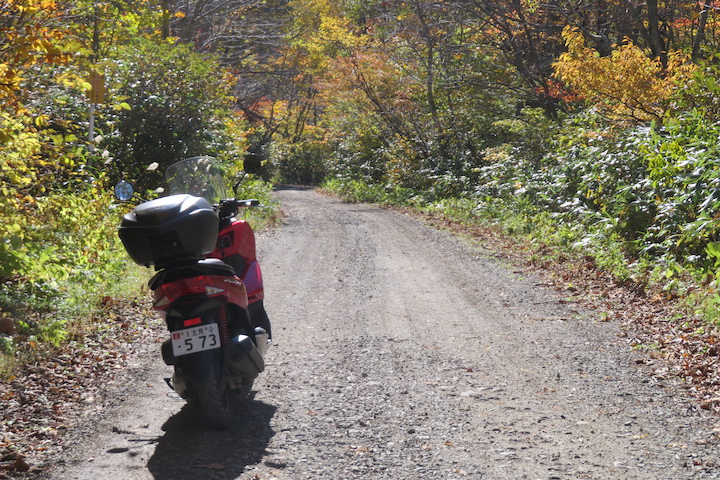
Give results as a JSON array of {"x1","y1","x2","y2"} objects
[{"x1": 183, "y1": 317, "x2": 202, "y2": 327}]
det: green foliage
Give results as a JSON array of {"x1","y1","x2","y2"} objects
[
  {"x1": 0, "y1": 0, "x2": 283, "y2": 378},
  {"x1": 669, "y1": 62, "x2": 720, "y2": 122},
  {"x1": 0, "y1": 183, "x2": 139, "y2": 340},
  {"x1": 323, "y1": 178, "x2": 388, "y2": 203},
  {"x1": 230, "y1": 173, "x2": 281, "y2": 230},
  {"x1": 457, "y1": 110, "x2": 720, "y2": 274},
  {"x1": 101, "y1": 39, "x2": 238, "y2": 187},
  {"x1": 0, "y1": 335, "x2": 13, "y2": 354},
  {"x1": 323, "y1": 178, "x2": 423, "y2": 206},
  {"x1": 268, "y1": 130, "x2": 330, "y2": 185},
  {"x1": 0, "y1": 183, "x2": 132, "y2": 308}
]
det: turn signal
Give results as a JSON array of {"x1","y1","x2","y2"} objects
[{"x1": 205, "y1": 286, "x2": 225, "y2": 296}]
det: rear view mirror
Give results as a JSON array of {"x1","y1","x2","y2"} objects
[
  {"x1": 114, "y1": 180, "x2": 134, "y2": 201},
  {"x1": 244, "y1": 151, "x2": 260, "y2": 174}
]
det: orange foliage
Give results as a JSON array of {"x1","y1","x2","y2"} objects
[
  {"x1": 535, "y1": 79, "x2": 584, "y2": 103},
  {"x1": 0, "y1": 0, "x2": 70, "y2": 104},
  {"x1": 321, "y1": 48, "x2": 422, "y2": 116}
]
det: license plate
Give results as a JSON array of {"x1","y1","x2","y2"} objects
[{"x1": 171, "y1": 323, "x2": 221, "y2": 357}]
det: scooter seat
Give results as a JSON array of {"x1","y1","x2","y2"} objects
[
  {"x1": 149, "y1": 259, "x2": 236, "y2": 290},
  {"x1": 197, "y1": 258, "x2": 236, "y2": 275}
]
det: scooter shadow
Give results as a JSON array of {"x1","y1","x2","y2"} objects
[{"x1": 147, "y1": 395, "x2": 276, "y2": 480}]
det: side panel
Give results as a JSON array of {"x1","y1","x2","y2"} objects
[
  {"x1": 243, "y1": 260, "x2": 264, "y2": 303},
  {"x1": 212, "y1": 219, "x2": 256, "y2": 261},
  {"x1": 210, "y1": 219, "x2": 264, "y2": 303}
]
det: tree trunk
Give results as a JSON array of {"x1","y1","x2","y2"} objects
[
  {"x1": 646, "y1": 0, "x2": 667, "y2": 67},
  {"x1": 692, "y1": 2, "x2": 710, "y2": 62},
  {"x1": 161, "y1": 0, "x2": 171, "y2": 39},
  {"x1": 412, "y1": 0, "x2": 450, "y2": 163}
]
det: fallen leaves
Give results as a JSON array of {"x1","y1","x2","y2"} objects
[
  {"x1": 0, "y1": 300, "x2": 159, "y2": 476},
  {"x1": 528, "y1": 249, "x2": 720, "y2": 415}
]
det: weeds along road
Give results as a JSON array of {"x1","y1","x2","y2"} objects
[{"x1": 49, "y1": 187, "x2": 719, "y2": 480}]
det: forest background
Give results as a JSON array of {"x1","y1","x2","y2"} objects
[{"x1": 2, "y1": 0, "x2": 720, "y2": 383}]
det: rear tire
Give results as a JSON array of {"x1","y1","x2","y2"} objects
[
  {"x1": 185, "y1": 350, "x2": 231, "y2": 430},
  {"x1": 198, "y1": 374, "x2": 230, "y2": 429}
]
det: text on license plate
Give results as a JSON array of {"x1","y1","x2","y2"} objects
[{"x1": 171, "y1": 323, "x2": 221, "y2": 357}]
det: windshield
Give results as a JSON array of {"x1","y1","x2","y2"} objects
[{"x1": 165, "y1": 156, "x2": 227, "y2": 203}]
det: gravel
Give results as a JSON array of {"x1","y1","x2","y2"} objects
[{"x1": 43, "y1": 187, "x2": 720, "y2": 479}]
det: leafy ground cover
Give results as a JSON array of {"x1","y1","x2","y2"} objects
[{"x1": 0, "y1": 298, "x2": 159, "y2": 477}]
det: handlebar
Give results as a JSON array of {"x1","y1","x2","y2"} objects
[
  {"x1": 232, "y1": 199, "x2": 260, "y2": 207},
  {"x1": 217, "y1": 198, "x2": 261, "y2": 219}
]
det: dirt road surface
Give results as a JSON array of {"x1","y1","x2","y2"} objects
[{"x1": 46, "y1": 187, "x2": 720, "y2": 480}]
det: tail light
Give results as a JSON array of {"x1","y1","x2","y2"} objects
[
  {"x1": 183, "y1": 317, "x2": 202, "y2": 327},
  {"x1": 153, "y1": 276, "x2": 228, "y2": 309}
]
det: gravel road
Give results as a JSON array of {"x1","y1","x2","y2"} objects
[{"x1": 47, "y1": 187, "x2": 720, "y2": 480}]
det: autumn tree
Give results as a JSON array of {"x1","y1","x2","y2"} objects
[
  {"x1": 0, "y1": 0, "x2": 76, "y2": 274},
  {"x1": 313, "y1": 0, "x2": 542, "y2": 191},
  {"x1": 553, "y1": 26, "x2": 697, "y2": 123},
  {"x1": 0, "y1": 0, "x2": 71, "y2": 107}
]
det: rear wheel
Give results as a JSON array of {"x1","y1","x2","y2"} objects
[
  {"x1": 197, "y1": 373, "x2": 230, "y2": 429},
  {"x1": 186, "y1": 350, "x2": 231, "y2": 430}
]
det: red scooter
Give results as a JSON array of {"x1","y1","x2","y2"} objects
[{"x1": 115, "y1": 156, "x2": 271, "y2": 429}]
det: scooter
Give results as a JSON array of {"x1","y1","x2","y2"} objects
[{"x1": 115, "y1": 156, "x2": 271, "y2": 429}]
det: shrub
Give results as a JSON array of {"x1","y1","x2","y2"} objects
[{"x1": 101, "y1": 39, "x2": 238, "y2": 188}]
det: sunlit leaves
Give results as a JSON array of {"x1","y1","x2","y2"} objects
[
  {"x1": 68, "y1": 0, "x2": 166, "y2": 59},
  {"x1": 0, "y1": 0, "x2": 70, "y2": 102},
  {"x1": 289, "y1": 0, "x2": 364, "y2": 67},
  {"x1": 553, "y1": 26, "x2": 697, "y2": 123}
]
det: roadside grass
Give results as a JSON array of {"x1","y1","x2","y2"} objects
[{"x1": 0, "y1": 254, "x2": 150, "y2": 379}]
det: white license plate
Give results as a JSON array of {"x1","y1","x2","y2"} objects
[{"x1": 171, "y1": 323, "x2": 221, "y2": 357}]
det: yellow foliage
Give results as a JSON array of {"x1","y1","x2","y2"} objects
[
  {"x1": 0, "y1": 0, "x2": 69, "y2": 103},
  {"x1": 287, "y1": 0, "x2": 366, "y2": 73},
  {"x1": 553, "y1": 26, "x2": 697, "y2": 123}
]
